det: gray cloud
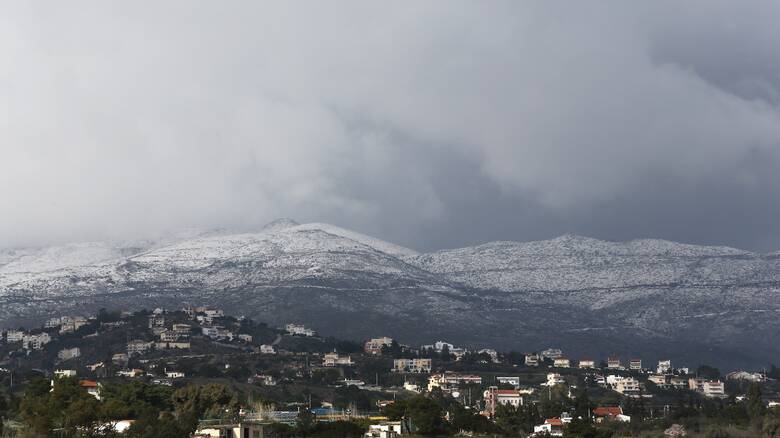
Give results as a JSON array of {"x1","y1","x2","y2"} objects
[{"x1": 2, "y1": 1, "x2": 780, "y2": 252}]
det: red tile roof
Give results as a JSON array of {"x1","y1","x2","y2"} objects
[
  {"x1": 79, "y1": 380, "x2": 99, "y2": 388},
  {"x1": 593, "y1": 406, "x2": 623, "y2": 417},
  {"x1": 545, "y1": 418, "x2": 563, "y2": 426}
]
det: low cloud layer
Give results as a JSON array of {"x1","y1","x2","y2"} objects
[{"x1": 2, "y1": 1, "x2": 780, "y2": 252}]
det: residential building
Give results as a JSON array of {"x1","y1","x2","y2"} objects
[
  {"x1": 606, "y1": 375, "x2": 640, "y2": 393},
  {"x1": 657, "y1": 360, "x2": 672, "y2": 374},
  {"x1": 166, "y1": 370, "x2": 185, "y2": 379},
  {"x1": 607, "y1": 357, "x2": 622, "y2": 369},
  {"x1": 689, "y1": 379, "x2": 725, "y2": 398},
  {"x1": 57, "y1": 347, "x2": 81, "y2": 361},
  {"x1": 238, "y1": 334, "x2": 253, "y2": 343},
  {"x1": 524, "y1": 353, "x2": 540, "y2": 367},
  {"x1": 285, "y1": 323, "x2": 315, "y2": 337},
  {"x1": 545, "y1": 373, "x2": 565, "y2": 386},
  {"x1": 579, "y1": 359, "x2": 595, "y2": 369},
  {"x1": 6, "y1": 330, "x2": 25, "y2": 343},
  {"x1": 322, "y1": 352, "x2": 354, "y2": 367},
  {"x1": 629, "y1": 359, "x2": 642, "y2": 370},
  {"x1": 156, "y1": 341, "x2": 191, "y2": 350},
  {"x1": 160, "y1": 330, "x2": 179, "y2": 342},
  {"x1": 593, "y1": 407, "x2": 631, "y2": 423},
  {"x1": 259, "y1": 344, "x2": 276, "y2": 354},
  {"x1": 251, "y1": 374, "x2": 277, "y2": 386},
  {"x1": 80, "y1": 380, "x2": 102, "y2": 400},
  {"x1": 54, "y1": 369, "x2": 77, "y2": 378},
  {"x1": 427, "y1": 372, "x2": 482, "y2": 393},
  {"x1": 148, "y1": 314, "x2": 165, "y2": 329},
  {"x1": 192, "y1": 421, "x2": 268, "y2": 438},
  {"x1": 496, "y1": 376, "x2": 520, "y2": 388},
  {"x1": 392, "y1": 358, "x2": 432, "y2": 373},
  {"x1": 648, "y1": 374, "x2": 668, "y2": 387},
  {"x1": 484, "y1": 387, "x2": 523, "y2": 416},
  {"x1": 614, "y1": 377, "x2": 641, "y2": 395},
  {"x1": 540, "y1": 348, "x2": 563, "y2": 360},
  {"x1": 59, "y1": 316, "x2": 88, "y2": 334},
  {"x1": 127, "y1": 340, "x2": 153, "y2": 356},
  {"x1": 117, "y1": 369, "x2": 144, "y2": 378},
  {"x1": 533, "y1": 418, "x2": 564, "y2": 437},
  {"x1": 172, "y1": 323, "x2": 191, "y2": 336},
  {"x1": 23, "y1": 333, "x2": 52, "y2": 350},
  {"x1": 365, "y1": 419, "x2": 413, "y2": 438},
  {"x1": 478, "y1": 348, "x2": 500, "y2": 363},
  {"x1": 403, "y1": 381, "x2": 420, "y2": 392},
  {"x1": 554, "y1": 357, "x2": 571, "y2": 368},
  {"x1": 202, "y1": 326, "x2": 219, "y2": 338},
  {"x1": 364, "y1": 337, "x2": 394, "y2": 355}
]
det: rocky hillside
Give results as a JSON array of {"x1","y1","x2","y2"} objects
[{"x1": 2, "y1": 222, "x2": 779, "y2": 369}]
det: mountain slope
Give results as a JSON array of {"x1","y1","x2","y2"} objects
[{"x1": 1, "y1": 224, "x2": 779, "y2": 368}]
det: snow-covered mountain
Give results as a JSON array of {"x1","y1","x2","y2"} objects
[{"x1": 2, "y1": 222, "x2": 779, "y2": 368}]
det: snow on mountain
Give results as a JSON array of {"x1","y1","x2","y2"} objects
[
  {"x1": 407, "y1": 234, "x2": 769, "y2": 293},
  {"x1": 1, "y1": 225, "x2": 779, "y2": 368}
]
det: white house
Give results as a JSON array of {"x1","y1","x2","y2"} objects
[
  {"x1": 322, "y1": 352, "x2": 354, "y2": 367},
  {"x1": 392, "y1": 358, "x2": 431, "y2": 373},
  {"x1": 57, "y1": 347, "x2": 81, "y2": 361}
]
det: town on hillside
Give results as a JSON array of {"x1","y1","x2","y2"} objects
[{"x1": 0, "y1": 308, "x2": 778, "y2": 437}]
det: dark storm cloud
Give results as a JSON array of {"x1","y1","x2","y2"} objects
[{"x1": 2, "y1": 1, "x2": 780, "y2": 252}]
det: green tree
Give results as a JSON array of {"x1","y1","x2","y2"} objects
[
  {"x1": 764, "y1": 407, "x2": 780, "y2": 438},
  {"x1": 747, "y1": 383, "x2": 765, "y2": 420}
]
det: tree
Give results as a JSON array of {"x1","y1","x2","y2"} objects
[
  {"x1": 747, "y1": 382, "x2": 765, "y2": 420},
  {"x1": 764, "y1": 407, "x2": 780, "y2": 438}
]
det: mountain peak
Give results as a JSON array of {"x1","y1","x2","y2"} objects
[{"x1": 261, "y1": 218, "x2": 300, "y2": 232}]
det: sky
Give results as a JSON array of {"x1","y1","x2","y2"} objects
[{"x1": 2, "y1": 1, "x2": 780, "y2": 252}]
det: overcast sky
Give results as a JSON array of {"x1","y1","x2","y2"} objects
[{"x1": 2, "y1": 1, "x2": 780, "y2": 252}]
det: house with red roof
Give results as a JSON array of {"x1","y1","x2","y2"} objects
[
  {"x1": 533, "y1": 418, "x2": 563, "y2": 436},
  {"x1": 593, "y1": 406, "x2": 631, "y2": 423}
]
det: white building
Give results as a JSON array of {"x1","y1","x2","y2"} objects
[
  {"x1": 540, "y1": 348, "x2": 563, "y2": 360},
  {"x1": 554, "y1": 357, "x2": 571, "y2": 368},
  {"x1": 322, "y1": 352, "x2": 354, "y2": 367},
  {"x1": 259, "y1": 344, "x2": 276, "y2": 354},
  {"x1": 524, "y1": 353, "x2": 540, "y2": 366},
  {"x1": 533, "y1": 418, "x2": 564, "y2": 437},
  {"x1": 5, "y1": 330, "x2": 25, "y2": 343},
  {"x1": 54, "y1": 369, "x2": 77, "y2": 378},
  {"x1": 285, "y1": 323, "x2": 315, "y2": 337},
  {"x1": 57, "y1": 347, "x2": 81, "y2": 361},
  {"x1": 496, "y1": 376, "x2": 520, "y2": 388},
  {"x1": 23, "y1": 333, "x2": 52, "y2": 350},
  {"x1": 364, "y1": 337, "x2": 394, "y2": 355},
  {"x1": 657, "y1": 360, "x2": 672, "y2": 374},
  {"x1": 545, "y1": 373, "x2": 565, "y2": 386},
  {"x1": 127, "y1": 340, "x2": 153, "y2": 356},
  {"x1": 428, "y1": 372, "x2": 482, "y2": 393},
  {"x1": 392, "y1": 358, "x2": 432, "y2": 373},
  {"x1": 579, "y1": 359, "x2": 596, "y2": 369}
]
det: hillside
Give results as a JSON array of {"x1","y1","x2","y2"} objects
[{"x1": 1, "y1": 222, "x2": 779, "y2": 368}]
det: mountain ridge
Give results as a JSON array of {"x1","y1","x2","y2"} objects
[{"x1": 1, "y1": 220, "x2": 778, "y2": 369}]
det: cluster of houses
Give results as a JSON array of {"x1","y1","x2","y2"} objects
[
  {"x1": 523, "y1": 349, "x2": 727, "y2": 399},
  {"x1": 2, "y1": 329, "x2": 52, "y2": 351}
]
